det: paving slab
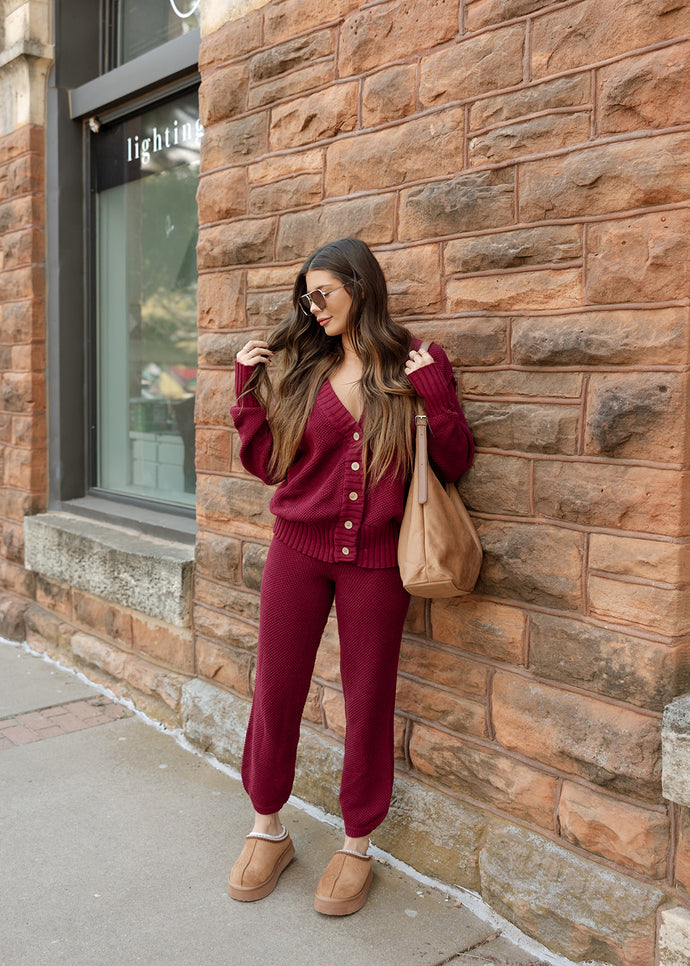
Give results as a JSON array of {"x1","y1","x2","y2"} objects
[
  {"x1": 0, "y1": 645, "x2": 95, "y2": 718},
  {"x1": 0, "y1": 642, "x2": 557, "y2": 966}
]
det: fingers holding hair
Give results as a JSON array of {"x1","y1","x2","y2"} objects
[
  {"x1": 237, "y1": 340, "x2": 273, "y2": 367},
  {"x1": 404, "y1": 345, "x2": 434, "y2": 376}
]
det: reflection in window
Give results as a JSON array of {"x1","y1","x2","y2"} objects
[
  {"x1": 113, "y1": 0, "x2": 200, "y2": 65},
  {"x1": 94, "y1": 89, "x2": 200, "y2": 506}
]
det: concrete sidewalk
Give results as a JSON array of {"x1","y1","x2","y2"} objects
[{"x1": 0, "y1": 640, "x2": 562, "y2": 966}]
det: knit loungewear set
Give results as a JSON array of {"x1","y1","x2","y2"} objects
[{"x1": 231, "y1": 339, "x2": 474, "y2": 839}]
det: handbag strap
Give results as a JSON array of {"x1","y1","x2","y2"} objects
[{"x1": 414, "y1": 341, "x2": 431, "y2": 505}]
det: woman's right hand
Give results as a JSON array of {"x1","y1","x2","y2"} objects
[{"x1": 237, "y1": 340, "x2": 273, "y2": 366}]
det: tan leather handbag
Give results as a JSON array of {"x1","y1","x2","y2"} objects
[{"x1": 398, "y1": 361, "x2": 482, "y2": 597}]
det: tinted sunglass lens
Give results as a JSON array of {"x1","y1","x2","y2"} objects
[{"x1": 311, "y1": 290, "x2": 327, "y2": 310}]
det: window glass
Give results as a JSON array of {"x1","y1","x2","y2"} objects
[
  {"x1": 114, "y1": 0, "x2": 200, "y2": 65},
  {"x1": 94, "y1": 88, "x2": 201, "y2": 506}
]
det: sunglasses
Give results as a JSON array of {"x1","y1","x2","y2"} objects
[{"x1": 298, "y1": 284, "x2": 347, "y2": 316}]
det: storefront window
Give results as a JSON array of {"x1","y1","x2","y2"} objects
[
  {"x1": 113, "y1": 0, "x2": 200, "y2": 65},
  {"x1": 94, "y1": 88, "x2": 200, "y2": 507}
]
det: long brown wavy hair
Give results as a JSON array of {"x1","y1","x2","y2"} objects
[{"x1": 239, "y1": 238, "x2": 417, "y2": 485}]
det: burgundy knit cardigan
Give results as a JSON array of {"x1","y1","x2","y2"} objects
[{"x1": 231, "y1": 339, "x2": 474, "y2": 569}]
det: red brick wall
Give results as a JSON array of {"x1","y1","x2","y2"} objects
[
  {"x1": 195, "y1": 1, "x2": 690, "y2": 960},
  {"x1": 0, "y1": 124, "x2": 46, "y2": 599}
]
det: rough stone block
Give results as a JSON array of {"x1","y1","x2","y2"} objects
[
  {"x1": 339, "y1": 0, "x2": 458, "y2": 76},
  {"x1": 589, "y1": 533, "x2": 690, "y2": 585},
  {"x1": 462, "y1": 369, "x2": 583, "y2": 398},
  {"x1": 586, "y1": 210, "x2": 690, "y2": 304},
  {"x1": 194, "y1": 576, "x2": 260, "y2": 624},
  {"x1": 396, "y1": 676, "x2": 487, "y2": 737},
  {"x1": 531, "y1": 0, "x2": 690, "y2": 78},
  {"x1": 463, "y1": 400, "x2": 579, "y2": 455},
  {"x1": 0, "y1": 591, "x2": 27, "y2": 642},
  {"x1": 195, "y1": 473, "x2": 274, "y2": 535},
  {"x1": 585, "y1": 371, "x2": 687, "y2": 462},
  {"x1": 588, "y1": 574, "x2": 690, "y2": 637},
  {"x1": 479, "y1": 824, "x2": 664, "y2": 964},
  {"x1": 130, "y1": 614, "x2": 194, "y2": 674},
  {"x1": 263, "y1": 0, "x2": 362, "y2": 46},
  {"x1": 410, "y1": 723, "x2": 559, "y2": 827},
  {"x1": 662, "y1": 694, "x2": 690, "y2": 807},
  {"x1": 194, "y1": 532, "x2": 242, "y2": 586},
  {"x1": 444, "y1": 224, "x2": 581, "y2": 275},
  {"x1": 241, "y1": 542, "x2": 268, "y2": 591},
  {"x1": 270, "y1": 82, "x2": 358, "y2": 151},
  {"x1": 474, "y1": 520, "x2": 583, "y2": 611},
  {"x1": 529, "y1": 612, "x2": 690, "y2": 711},
  {"x1": 470, "y1": 74, "x2": 590, "y2": 130},
  {"x1": 197, "y1": 332, "x2": 246, "y2": 368},
  {"x1": 200, "y1": 114, "x2": 268, "y2": 171},
  {"x1": 519, "y1": 132, "x2": 690, "y2": 221},
  {"x1": 399, "y1": 639, "x2": 488, "y2": 697},
  {"x1": 362, "y1": 64, "x2": 417, "y2": 127},
  {"x1": 322, "y1": 686, "x2": 345, "y2": 737},
  {"x1": 249, "y1": 172, "x2": 323, "y2": 215},
  {"x1": 195, "y1": 428, "x2": 231, "y2": 473},
  {"x1": 23, "y1": 513, "x2": 193, "y2": 626},
  {"x1": 419, "y1": 25, "x2": 524, "y2": 106},
  {"x1": 470, "y1": 112, "x2": 591, "y2": 166},
  {"x1": 249, "y1": 63, "x2": 335, "y2": 111},
  {"x1": 326, "y1": 109, "x2": 466, "y2": 198},
  {"x1": 71, "y1": 630, "x2": 127, "y2": 680},
  {"x1": 195, "y1": 637, "x2": 252, "y2": 697},
  {"x1": 199, "y1": 63, "x2": 248, "y2": 125},
  {"x1": 457, "y1": 453, "x2": 531, "y2": 517},
  {"x1": 197, "y1": 271, "x2": 246, "y2": 329},
  {"x1": 250, "y1": 28, "x2": 336, "y2": 83},
  {"x1": 199, "y1": 5, "x2": 263, "y2": 59},
  {"x1": 194, "y1": 603, "x2": 258, "y2": 651},
  {"x1": 414, "y1": 318, "x2": 508, "y2": 367},
  {"x1": 512, "y1": 308, "x2": 689, "y2": 367},
  {"x1": 558, "y1": 780, "x2": 669, "y2": 877},
  {"x1": 181, "y1": 677, "x2": 250, "y2": 769},
  {"x1": 375, "y1": 246, "x2": 442, "y2": 316},
  {"x1": 195, "y1": 368, "x2": 234, "y2": 427},
  {"x1": 246, "y1": 290, "x2": 292, "y2": 328},
  {"x1": 197, "y1": 217, "x2": 276, "y2": 270},
  {"x1": 430, "y1": 596, "x2": 526, "y2": 665},
  {"x1": 275, "y1": 195, "x2": 396, "y2": 261},
  {"x1": 447, "y1": 269, "x2": 581, "y2": 313},
  {"x1": 597, "y1": 42, "x2": 690, "y2": 134},
  {"x1": 659, "y1": 907, "x2": 690, "y2": 966},
  {"x1": 466, "y1": 0, "x2": 557, "y2": 31},
  {"x1": 533, "y1": 461, "x2": 687, "y2": 537},
  {"x1": 379, "y1": 776, "x2": 487, "y2": 891},
  {"x1": 492, "y1": 672, "x2": 662, "y2": 799},
  {"x1": 197, "y1": 169, "x2": 246, "y2": 224},
  {"x1": 398, "y1": 168, "x2": 514, "y2": 243},
  {"x1": 121, "y1": 653, "x2": 187, "y2": 714},
  {"x1": 676, "y1": 807, "x2": 690, "y2": 896},
  {"x1": 72, "y1": 590, "x2": 132, "y2": 648},
  {"x1": 249, "y1": 148, "x2": 323, "y2": 186}
]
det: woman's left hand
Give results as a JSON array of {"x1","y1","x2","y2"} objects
[{"x1": 405, "y1": 346, "x2": 434, "y2": 376}]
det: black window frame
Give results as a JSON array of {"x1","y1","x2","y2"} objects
[{"x1": 47, "y1": 0, "x2": 199, "y2": 525}]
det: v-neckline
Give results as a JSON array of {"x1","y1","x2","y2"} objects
[{"x1": 322, "y1": 379, "x2": 364, "y2": 427}]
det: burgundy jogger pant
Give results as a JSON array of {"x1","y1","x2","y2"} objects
[{"x1": 241, "y1": 536, "x2": 410, "y2": 839}]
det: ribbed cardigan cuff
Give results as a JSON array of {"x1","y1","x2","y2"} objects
[{"x1": 407, "y1": 362, "x2": 456, "y2": 418}]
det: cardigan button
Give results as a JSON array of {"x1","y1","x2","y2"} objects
[
  {"x1": 341, "y1": 547, "x2": 350, "y2": 556},
  {"x1": 344, "y1": 520, "x2": 353, "y2": 529},
  {"x1": 351, "y1": 461, "x2": 360, "y2": 471},
  {"x1": 349, "y1": 491, "x2": 358, "y2": 501},
  {"x1": 353, "y1": 432, "x2": 360, "y2": 441}
]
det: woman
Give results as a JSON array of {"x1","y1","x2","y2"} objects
[{"x1": 228, "y1": 238, "x2": 474, "y2": 916}]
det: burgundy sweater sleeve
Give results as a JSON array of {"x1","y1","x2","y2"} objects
[
  {"x1": 407, "y1": 343, "x2": 475, "y2": 482},
  {"x1": 230, "y1": 362, "x2": 277, "y2": 485}
]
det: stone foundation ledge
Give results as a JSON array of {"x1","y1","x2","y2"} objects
[
  {"x1": 23, "y1": 511, "x2": 194, "y2": 626},
  {"x1": 180, "y1": 678, "x2": 667, "y2": 966}
]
